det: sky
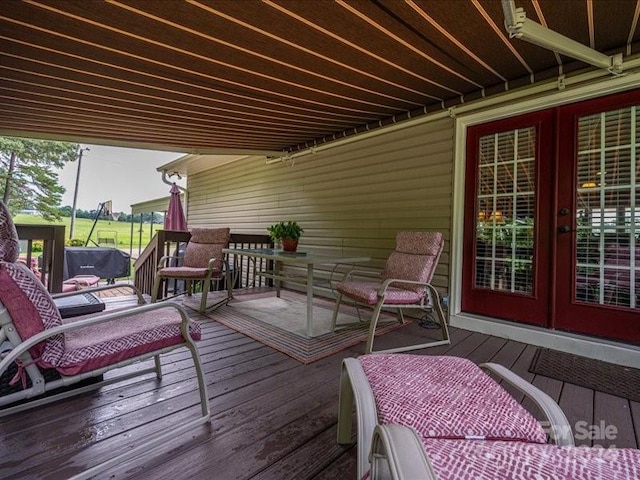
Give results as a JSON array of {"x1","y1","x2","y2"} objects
[{"x1": 57, "y1": 144, "x2": 186, "y2": 214}]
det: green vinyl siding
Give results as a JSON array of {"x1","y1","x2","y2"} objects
[{"x1": 187, "y1": 118, "x2": 454, "y2": 296}]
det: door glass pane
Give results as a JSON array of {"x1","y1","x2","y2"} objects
[
  {"x1": 575, "y1": 107, "x2": 639, "y2": 309},
  {"x1": 475, "y1": 127, "x2": 535, "y2": 294}
]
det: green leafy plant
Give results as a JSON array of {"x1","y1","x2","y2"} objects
[{"x1": 267, "y1": 221, "x2": 304, "y2": 241}]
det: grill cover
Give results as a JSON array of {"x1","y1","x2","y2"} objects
[{"x1": 64, "y1": 247, "x2": 130, "y2": 280}]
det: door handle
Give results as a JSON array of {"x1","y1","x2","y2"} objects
[{"x1": 558, "y1": 225, "x2": 572, "y2": 234}]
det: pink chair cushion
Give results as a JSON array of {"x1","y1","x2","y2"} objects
[
  {"x1": 0, "y1": 201, "x2": 20, "y2": 263},
  {"x1": 395, "y1": 231, "x2": 443, "y2": 256},
  {"x1": 62, "y1": 275, "x2": 101, "y2": 292},
  {"x1": 62, "y1": 283, "x2": 78, "y2": 293},
  {"x1": 423, "y1": 438, "x2": 640, "y2": 480},
  {"x1": 157, "y1": 266, "x2": 215, "y2": 279},
  {"x1": 0, "y1": 262, "x2": 65, "y2": 367},
  {"x1": 360, "y1": 354, "x2": 547, "y2": 443},
  {"x1": 337, "y1": 281, "x2": 424, "y2": 305},
  {"x1": 183, "y1": 228, "x2": 230, "y2": 270},
  {"x1": 380, "y1": 232, "x2": 443, "y2": 294},
  {"x1": 57, "y1": 309, "x2": 202, "y2": 376},
  {"x1": 189, "y1": 227, "x2": 230, "y2": 244},
  {"x1": 382, "y1": 251, "x2": 435, "y2": 295}
]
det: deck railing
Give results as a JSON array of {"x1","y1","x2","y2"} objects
[
  {"x1": 15, "y1": 224, "x2": 66, "y2": 293},
  {"x1": 134, "y1": 230, "x2": 273, "y2": 297}
]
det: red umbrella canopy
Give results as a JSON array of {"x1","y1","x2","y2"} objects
[{"x1": 164, "y1": 183, "x2": 187, "y2": 231}]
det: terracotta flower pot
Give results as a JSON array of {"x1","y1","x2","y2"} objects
[{"x1": 281, "y1": 238, "x2": 298, "y2": 252}]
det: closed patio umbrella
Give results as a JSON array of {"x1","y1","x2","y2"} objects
[{"x1": 164, "y1": 183, "x2": 187, "y2": 231}]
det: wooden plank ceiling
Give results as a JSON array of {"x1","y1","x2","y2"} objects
[{"x1": 1, "y1": 0, "x2": 639, "y2": 154}]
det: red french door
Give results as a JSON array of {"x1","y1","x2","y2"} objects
[
  {"x1": 555, "y1": 91, "x2": 640, "y2": 342},
  {"x1": 462, "y1": 90, "x2": 640, "y2": 343},
  {"x1": 462, "y1": 111, "x2": 554, "y2": 326}
]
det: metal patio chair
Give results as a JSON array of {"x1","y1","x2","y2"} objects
[
  {"x1": 151, "y1": 227, "x2": 233, "y2": 313},
  {"x1": 0, "y1": 202, "x2": 210, "y2": 478},
  {"x1": 330, "y1": 231, "x2": 450, "y2": 354}
]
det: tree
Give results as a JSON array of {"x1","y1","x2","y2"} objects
[{"x1": 0, "y1": 137, "x2": 79, "y2": 220}]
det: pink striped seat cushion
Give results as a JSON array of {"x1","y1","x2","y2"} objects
[
  {"x1": 337, "y1": 281, "x2": 424, "y2": 305},
  {"x1": 157, "y1": 266, "x2": 221, "y2": 279},
  {"x1": 360, "y1": 354, "x2": 547, "y2": 443},
  {"x1": 0, "y1": 261, "x2": 65, "y2": 367},
  {"x1": 380, "y1": 232, "x2": 443, "y2": 294},
  {"x1": 395, "y1": 231, "x2": 443, "y2": 256},
  {"x1": 57, "y1": 309, "x2": 201, "y2": 376},
  {"x1": 423, "y1": 438, "x2": 640, "y2": 480}
]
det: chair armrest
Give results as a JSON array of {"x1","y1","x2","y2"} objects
[
  {"x1": 156, "y1": 255, "x2": 181, "y2": 269},
  {"x1": 52, "y1": 283, "x2": 146, "y2": 305},
  {"x1": 479, "y1": 362, "x2": 574, "y2": 446},
  {"x1": 377, "y1": 279, "x2": 438, "y2": 305},
  {"x1": 328, "y1": 266, "x2": 379, "y2": 297},
  {"x1": 370, "y1": 424, "x2": 438, "y2": 480},
  {"x1": 343, "y1": 268, "x2": 381, "y2": 282},
  {"x1": 378, "y1": 278, "x2": 429, "y2": 294},
  {"x1": 0, "y1": 302, "x2": 193, "y2": 377},
  {"x1": 206, "y1": 256, "x2": 233, "y2": 274},
  {"x1": 206, "y1": 257, "x2": 219, "y2": 270}
]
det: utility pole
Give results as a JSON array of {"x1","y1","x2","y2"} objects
[{"x1": 69, "y1": 147, "x2": 89, "y2": 240}]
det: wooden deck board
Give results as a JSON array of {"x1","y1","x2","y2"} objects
[
  {"x1": 559, "y1": 384, "x2": 595, "y2": 446},
  {"x1": 1, "y1": 289, "x2": 638, "y2": 479},
  {"x1": 631, "y1": 401, "x2": 640, "y2": 448},
  {"x1": 593, "y1": 392, "x2": 636, "y2": 449}
]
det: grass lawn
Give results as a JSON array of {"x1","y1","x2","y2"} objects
[{"x1": 14, "y1": 215, "x2": 160, "y2": 249}]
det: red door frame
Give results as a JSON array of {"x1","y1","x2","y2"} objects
[{"x1": 462, "y1": 110, "x2": 554, "y2": 326}]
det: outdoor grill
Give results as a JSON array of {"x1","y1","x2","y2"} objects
[{"x1": 63, "y1": 247, "x2": 130, "y2": 281}]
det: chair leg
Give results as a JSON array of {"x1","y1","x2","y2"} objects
[
  {"x1": 76, "y1": 341, "x2": 211, "y2": 479},
  {"x1": 371, "y1": 286, "x2": 451, "y2": 354},
  {"x1": 183, "y1": 334, "x2": 211, "y2": 418},
  {"x1": 154, "y1": 355, "x2": 162, "y2": 380},
  {"x1": 429, "y1": 287, "x2": 451, "y2": 345},
  {"x1": 151, "y1": 275, "x2": 162, "y2": 303},
  {"x1": 330, "y1": 293, "x2": 343, "y2": 331},
  {"x1": 224, "y1": 259, "x2": 234, "y2": 301},
  {"x1": 337, "y1": 361, "x2": 354, "y2": 445},
  {"x1": 199, "y1": 278, "x2": 211, "y2": 313},
  {"x1": 364, "y1": 300, "x2": 385, "y2": 354}
]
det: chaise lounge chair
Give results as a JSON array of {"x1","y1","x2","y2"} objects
[
  {"x1": 338, "y1": 353, "x2": 575, "y2": 480},
  {"x1": 0, "y1": 202, "x2": 210, "y2": 479},
  {"x1": 369, "y1": 423, "x2": 640, "y2": 479}
]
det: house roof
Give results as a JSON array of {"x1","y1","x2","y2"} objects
[{"x1": 1, "y1": 0, "x2": 638, "y2": 154}]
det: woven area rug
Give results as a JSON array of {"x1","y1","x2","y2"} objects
[
  {"x1": 208, "y1": 298, "x2": 402, "y2": 364},
  {"x1": 227, "y1": 297, "x2": 368, "y2": 337},
  {"x1": 529, "y1": 348, "x2": 640, "y2": 402}
]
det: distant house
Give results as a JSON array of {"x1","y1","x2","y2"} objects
[{"x1": 18, "y1": 209, "x2": 38, "y2": 216}]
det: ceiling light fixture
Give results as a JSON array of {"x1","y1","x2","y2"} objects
[{"x1": 501, "y1": 0, "x2": 623, "y2": 75}]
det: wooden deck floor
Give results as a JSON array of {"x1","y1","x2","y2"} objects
[{"x1": 1, "y1": 290, "x2": 639, "y2": 479}]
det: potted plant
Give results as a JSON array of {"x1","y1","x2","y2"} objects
[{"x1": 268, "y1": 221, "x2": 304, "y2": 252}]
